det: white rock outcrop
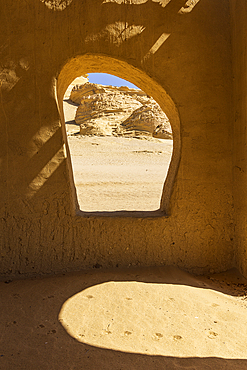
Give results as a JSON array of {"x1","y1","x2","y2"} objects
[{"x1": 70, "y1": 82, "x2": 172, "y2": 139}]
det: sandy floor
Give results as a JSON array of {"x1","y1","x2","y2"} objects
[
  {"x1": 63, "y1": 99, "x2": 173, "y2": 212},
  {"x1": 1, "y1": 266, "x2": 247, "y2": 369}
]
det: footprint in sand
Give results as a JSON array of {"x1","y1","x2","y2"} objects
[
  {"x1": 212, "y1": 303, "x2": 220, "y2": 307},
  {"x1": 152, "y1": 333, "x2": 163, "y2": 341},
  {"x1": 47, "y1": 329, "x2": 56, "y2": 334},
  {"x1": 208, "y1": 331, "x2": 218, "y2": 339},
  {"x1": 173, "y1": 335, "x2": 183, "y2": 340},
  {"x1": 102, "y1": 330, "x2": 112, "y2": 335}
]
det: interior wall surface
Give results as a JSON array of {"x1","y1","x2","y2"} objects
[
  {"x1": 230, "y1": 0, "x2": 247, "y2": 278},
  {"x1": 0, "y1": 0, "x2": 234, "y2": 278}
]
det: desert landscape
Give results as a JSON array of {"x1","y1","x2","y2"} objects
[{"x1": 63, "y1": 79, "x2": 173, "y2": 212}]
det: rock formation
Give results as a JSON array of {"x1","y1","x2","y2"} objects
[
  {"x1": 64, "y1": 75, "x2": 88, "y2": 99},
  {"x1": 69, "y1": 82, "x2": 172, "y2": 139}
]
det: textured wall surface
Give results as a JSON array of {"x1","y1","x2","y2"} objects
[
  {"x1": 231, "y1": 0, "x2": 247, "y2": 278},
  {"x1": 0, "y1": 0, "x2": 237, "y2": 278}
]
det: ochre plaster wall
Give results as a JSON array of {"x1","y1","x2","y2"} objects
[
  {"x1": 0, "y1": 0, "x2": 235, "y2": 278},
  {"x1": 231, "y1": 1, "x2": 247, "y2": 278}
]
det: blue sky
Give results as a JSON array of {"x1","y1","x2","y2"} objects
[{"x1": 88, "y1": 73, "x2": 138, "y2": 89}]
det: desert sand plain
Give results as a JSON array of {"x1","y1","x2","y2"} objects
[{"x1": 1, "y1": 93, "x2": 247, "y2": 370}]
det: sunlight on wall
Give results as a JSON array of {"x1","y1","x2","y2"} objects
[
  {"x1": 85, "y1": 22, "x2": 145, "y2": 46},
  {"x1": 40, "y1": 0, "x2": 73, "y2": 11},
  {"x1": 143, "y1": 33, "x2": 170, "y2": 61}
]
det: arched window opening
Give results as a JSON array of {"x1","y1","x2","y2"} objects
[
  {"x1": 63, "y1": 73, "x2": 173, "y2": 213},
  {"x1": 57, "y1": 55, "x2": 181, "y2": 216}
]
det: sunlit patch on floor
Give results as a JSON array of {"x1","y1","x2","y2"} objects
[{"x1": 59, "y1": 281, "x2": 247, "y2": 358}]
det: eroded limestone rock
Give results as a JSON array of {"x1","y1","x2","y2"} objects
[
  {"x1": 121, "y1": 103, "x2": 172, "y2": 139},
  {"x1": 70, "y1": 82, "x2": 172, "y2": 139},
  {"x1": 64, "y1": 75, "x2": 88, "y2": 99}
]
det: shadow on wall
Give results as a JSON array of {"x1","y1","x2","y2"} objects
[
  {"x1": 40, "y1": 0, "x2": 200, "y2": 13},
  {"x1": 53, "y1": 0, "x2": 202, "y2": 216},
  {"x1": 0, "y1": 65, "x2": 68, "y2": 215},
  {"x1": 46, "y1": 0, "x2": 201, "y2": 61},
  {"x1": 83, "y1": 0, "x2": 201, "y2": 63},
  {"x1": 0, "y1": 0, "x2": 234, "y2": 277},
  {"x1": 1, "y1": 0, "x2": 202, "y2": 216}
]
